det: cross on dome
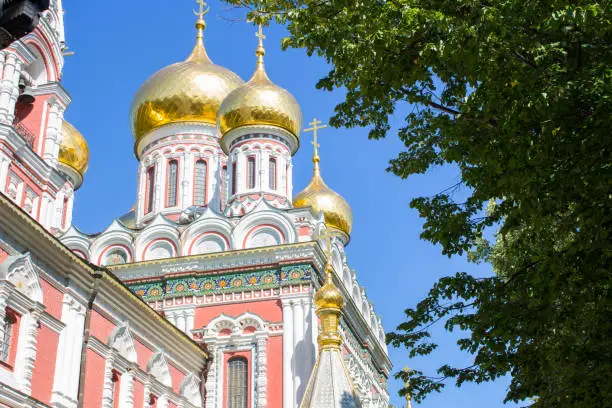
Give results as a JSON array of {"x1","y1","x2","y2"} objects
[
  {"x1": 194, "y1": 0, "x2": 209, "y2": 20},
  {"x1": 304, "y1": 118, "x2": 327, "y2": 163}
]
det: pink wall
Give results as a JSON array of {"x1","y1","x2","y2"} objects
[
  {"x1": 31, "y1": 324, "x2": 59, "y2": 404},
  {"x1": 133, "y1": 377, "x2": 145, "y2": 408},
  {"x1": 0, "y1": 247, "x2": 8, "y2": 263},
  {"x1": 267, "y1": 335, "x2": 283, "y2": 407},
  {"x1": 169, "y1": 364, "x2": 184, "y2": 395},
  {"x1": 82, "y1": 349, "x2": 105, "y2": 408},
  {"x1": 13, "y1": 94, "x2": 50, "y2": 156},
  {"x1": 194, "y1": 299, "x2": 283, "y2": 328},
  {"x1": 134, "y1": 339, "x2": 153, "y2": 372},
  {"x1": 89, "y1": 309, "x2": 116, "y2": 342},
  {"x1": 40, "y1": 278, "x2": 62, "y2": 320}
]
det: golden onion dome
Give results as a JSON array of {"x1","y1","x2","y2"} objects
[
  {"x1": 294, "y1": 148, "x2": 353, "y2": 238},
  {"x1": 218, "y1": 26, "x2": 302, "y2": 143},
  {"x1": 130, "y1": 16, "x2": 243, "y2": 152},
  {"x1": 58, "y1": 120, "x2": 89, "y2": 188}
]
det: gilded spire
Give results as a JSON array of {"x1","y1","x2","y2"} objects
[
  {"x1": 299, "y1": 229, "x2": 361, "y2": 408},
  {"x1": 187, "y1": 0, "x2": 212, "y2": 62},
  {"x1": 248, "y1": 21, "x2": 271, "y2": 84}
]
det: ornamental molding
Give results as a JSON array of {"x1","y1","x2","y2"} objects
[
  {"x1": 196, "y1": 312, "x2": 270, "y2": 408},
  {"x1": 111, "y1": 241, "x2": 325, "y2": 281},
  {"x1": 130, "y1": 265, "x2": 313, "y2": 302},
  {"x1": 137, "y1": 122, "x2": 220, "y2": 159},
  {"x1": 220, "y1": 125, "x2": 299, "y2": 155}
]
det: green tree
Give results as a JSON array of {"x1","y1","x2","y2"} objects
[{"x1": 225, "y1": 0, "x2": 612, "y2": 406}]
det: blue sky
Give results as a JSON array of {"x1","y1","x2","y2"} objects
[{"x1": 62, "y1": 1, "x2": 518, "y2": 406}]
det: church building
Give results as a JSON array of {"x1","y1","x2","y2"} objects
[{"x1": 0, "y1": 1, "x2": 391, "y2": 407}]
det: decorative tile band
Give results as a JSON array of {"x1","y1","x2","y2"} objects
[{"x1": 128, "y1": 264, "x2": 313, "y2": 301}]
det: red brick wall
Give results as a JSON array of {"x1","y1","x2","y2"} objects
[
  {"x1": 82, "y1": 349, "x2": 105, "y2": 407},
  {"x1": 30, "y1": 324, "x2": 59, "y2": 404}
]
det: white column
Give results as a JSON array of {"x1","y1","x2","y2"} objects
[
  {"x1": 101, "y1": 356, "x2": 115, "y2": 408},
  {"x1": 157, "y1": 394, "x2": 169, "y2": 408},
  {"x1": 256, "y1": 336, "x2": 268, "y2": 408},
  {"x1": 282, "y1": 299, "x2": 294, "y2": 408},
  {"x1": 0, "y1": 151, "x2": 11, "y2": 190},
  {"x1": 52, "y1": 293, "x2": 87, "y2": 408},
  {"x1": 293, "y1": 298, "x2": 305, "y2": 406},
  {"x1": 6, "y1": 58, "x2": 23, "y2": 123},
  {"x1": 0, "y1": 52, "x2": 19, "y2": 124},
  {"x1": 119, "y1": 372, "x2": 134, "y2": 408},
  {"x1": 14, "y1": 309, "x2": 41, "y2": 395},
  {"x1": 43, "y1": 102, "x2": 61, "y2": 166},
  {"x1": 185, "y1": 309, "x2": 194, "y2": 337},
  {"x1": 154, "y1": 156, "x2": 165, "y2": 212},
  {"x1": 176, "y1": 311, "x2": 186, "y2": 333},
  {"x1": 286, "y1": 158, "x2": 293, "y2": 203},
  {"x1": 236, "y1": 151, "x2": 245, "y2": 197},
  {"x1": 311, "y1": 295, "x2": 318, "y2": 356},
  {"x1": 136, "y1": 161, "x2": 146, "y2": 223},
  {"x1": 302, "y1": 296, "x2": 316, "y2": 374},
  {"x1": 180, "y1": 151, "x2": 191, "y2": 209},
  {"x1": 204, "y1": 344, "x2": 217, "y2": 408},
  {"x1": 259, "y1": 149, "x2": 267, "y2": 192}
]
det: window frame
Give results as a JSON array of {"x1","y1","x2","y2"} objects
[
  {"x1": 145, "y1": 165, "x2": 156, "y2": 214},
  {"x1": 193, "y1": 159, "x2": 208, "y2": 207},
  {"x1": 226, "y1": 355, "x2": 249, "y2": 408},
  {"x1": 247, "y1": 156, "x2": 256, "y2": 190},
  {"x1": 165, "y1": 159, "x2": 179, "y2": 208},
  {"x1": 268, "y1": 157, "x2": 277, "y2": 190}
]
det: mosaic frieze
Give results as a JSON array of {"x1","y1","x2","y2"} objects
[{"x1": 128, "y1": 264, "x2": 313, "y2": 301}]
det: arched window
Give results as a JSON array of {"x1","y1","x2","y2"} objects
[
  {"x1": 269, "y1": 157, "x2": 277, "y2": 190},
  {"x1": 231, "y1": 162, "x2": 237, "y2": 195},
  {"x1": 221, "y1": 165, "x2": 228, "y2": 209},
  {"x1": 247, "y1": 157, "x2": 256, "y2": 189},
  {"x1": 194, "y1": 159, "x2": 207, "y2": 206},
  {"x1": 166, "y1": 160, "x2": 178, "y2": 207},
  {"x1": 227, "y1": 357, "x2": 248, "y2": 408},
  {"x1": 145, "y1": 166, "x2": 156, "y2": 214}
]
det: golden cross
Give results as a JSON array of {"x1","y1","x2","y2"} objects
[
  {"x1": 194, "y1": 0, "x2": 209, "y2": 19},
  {"x1": 304, "y1": 118, "x2": 327, "y2": 157}
]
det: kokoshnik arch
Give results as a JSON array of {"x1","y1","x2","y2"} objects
[{"x1": 0, "y1": 1, "x2": 392, "y2": 407}]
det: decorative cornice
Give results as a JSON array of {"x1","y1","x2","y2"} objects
[
  {"x1": 110, "y1": 241, "x2": 326, "y2": 280},
  {"x1": 0, "y1": 193, "x2": 208, "y2": 366}
]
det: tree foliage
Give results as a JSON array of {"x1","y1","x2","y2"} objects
[{"x1": 222, "y1": 0, "x2": 612, "y2": 405}]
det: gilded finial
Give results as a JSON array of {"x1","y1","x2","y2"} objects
[
  {"x1": 187, "y1": 0, "x2": 212, "y2": 62},
  {"x1": 304, "y1": 118, "x2": 327, "y2": 174},
  {"x1": 313, "y1": 227, "x2": 343, "y2": 349},
  {"x1": 247, "y1": 13, "x2": 268, "y2": 80},
  {"x1": 403, "y1": 367, "x2": 413, "y2": 408}
]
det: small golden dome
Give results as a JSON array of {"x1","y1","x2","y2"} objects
[
  {"x1": 315, "y1": 265, "x2": 344, "y2": 310},
  {"x1": 294, "y1": 157, "x2": 353, "y2": 237},
  {"x1": 218, "y1": 26, "x2": 301, "y2": 143},
  {"x1": 130, "y1": 18, "x2": 243, "y2": 152},
  {"x1": 58, "y1": 120, "x2": 89, "y2": 187}
]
